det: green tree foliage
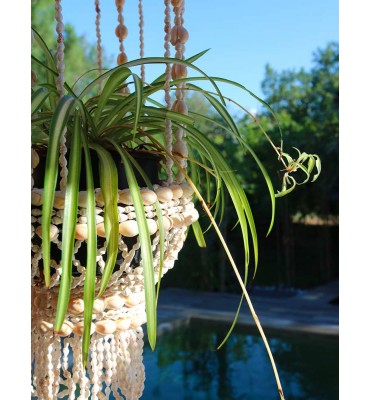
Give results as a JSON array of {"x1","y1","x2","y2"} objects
[
  {"x1": 31, "y1": 0, "x2": 102, "y2": 93},
  {"x1": 169, "y1": 43, "x2": 339, "y2": 290},
  {"x1": 254, "y1": 42, "x2": 339, "y2": 217}
]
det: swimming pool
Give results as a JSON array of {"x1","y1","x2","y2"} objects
[{"x1": 142, "y1": 318, "x2": 339, "y2": 400}]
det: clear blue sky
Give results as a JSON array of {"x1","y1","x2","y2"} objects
[{"x1": 62, "y1": 1, "x2": 338, "y2": 113}]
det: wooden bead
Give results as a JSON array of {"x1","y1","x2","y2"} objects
[
  {"x1": 95, "y1": 320, "x2": 117, "y2": 335},
  {"x1": 115, "y1": 25, "x2": 128, "y2": 40},
  {"x1": 115, "y1": 0, "x2": 125, "y2": 7},
  {"x1": 117, "y1": 52, "x2": 128, "y2": 65}
]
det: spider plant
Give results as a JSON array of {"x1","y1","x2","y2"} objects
[{"x1": 31, "y1": 27, "x2": 320, "y2": 400}]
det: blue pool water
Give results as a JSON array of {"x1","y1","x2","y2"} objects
[{"x1": 141, "y1": 319, "x2": 339, "y2": 400}]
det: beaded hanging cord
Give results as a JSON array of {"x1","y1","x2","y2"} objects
[
  {"x1": 55, "y1": 0, "x2": 68, "y2": 191},
  {"x1": 169, "y1": 0, "x2": 189, "y2": 183},
  {"x1": 115, "y1": 0, "x2": 130, "y2": 93},
  {"x1": 31, "y1": 1, "x2": 198, "y2": 399},
  {"x1": 95, "y1": 0, "x2": 103, "y2": 94}
]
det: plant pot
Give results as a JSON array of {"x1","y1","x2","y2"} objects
[{"x1": 31, "y1": 146, "x2": 199, "y2": 399}]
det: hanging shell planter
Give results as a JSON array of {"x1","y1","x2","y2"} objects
[{"x1": 31, "y1": 152, "x2": 198, "y2": 399}]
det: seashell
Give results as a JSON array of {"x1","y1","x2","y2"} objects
[
  {"x1": 158, "y1": 215, "x2": 173, "y2": 231},
  {"x1": 72, "y1": 321, "x2": 96, "y2": 336},
  {"x1": 55, "y1": 321, "x2": 73, "y2": 337},
  {"x1": 171, "y1": 63, "x2": 188, "y2": 81},
  {"x1": 95, "y1": 320, "x2": 117, "y2": 335},
  {"x1": 35, "y1": 224, "x2": 59, "y2": 241},
  {"x1": 184, "y1": 208, "x2": 199, "y2": 226},
  {"x1": 105, "y1": 295, "x2": 126, "y2": 310},
  {"x1": 170, "y1": 213, "x2": 185, "y2": 228},
  {"x1": 95, "y1": 190, "x2": 104, "y2": 204},
  {"x1": 96, "y1": 215, "x2": 104, "y2": 224},
  {"x1": 170, "y1": 25, "x2": 189, "y2": 46},
  {"x1": 119, "y1": 213, "x2": 128, "y2": 223},
  {"x1": 155, "y1": 187, "x2": 173, "y2": 203},
  {"x1": 125, "y1": 292, "x2": 145, "y2": 307},
  {"x1": 93, "y1": 299, "x2": 105, "y2": 314},
  {"x1": 172, "y1": 140, "x2": 188, "y2": 161},
  {"x1": 39, "y1": 320, "x2": 53, "y2": 333},
  {"x1": 52, "y1": 216, "x2": 63, "y2": 225},
  {"x1": 31, "y1": 149, "x2": 40, "y2": 169},
  {"x1": 75, "y1": 224, "x2": 88, "y2": 240},
  {"x1": 53, "y1": 191, "x2": 65, "y2": 209},
  {"x1": 115, "y1": 0, "x2": 126, "y2": 7},
  {"x1": 170, "y1": 184, "x2": 183, "y2": 199},
  {"x1": 31, "y1": 189, "x2": 43, "y2": 206},
  {"x1": 146, "y1": 219, "x2": 158, "y2": 235},
  {"x1": 96, "y1": 223, "x2": 106, "y2": 237},
  {"x1": 140, "y1": 188, "x2": 157, "y2": 205},
  {"x1": 119, "y1": 189, "x2": 133, "y2": 205},
  {"x1": 68, "y1": 298, "x2": 84, "y2": 315},
  {"x1": 171, "y1": 99, "x2": 188, "y2": 115},
  {"x1": 95, "y1": 207, "x2": 103, "y2": 215},
  {"x1": 116, "y1": 317, "x2": 131, "y2": 332},
  {"x1": 78, "y1": 191, "x2": 88, "y2": 208},
  {"x1": 33, "y1": 294, "x2": 48, "y2": 308},
  {"x1": 119, "y1": 220, "x2": 139, "y2": 237},
  {"x1": 180, "y1": 181, "x2": 194, "y2": 197},
  {"x1": 130, "y1": 316, "x2": 146, "y2": 329}
]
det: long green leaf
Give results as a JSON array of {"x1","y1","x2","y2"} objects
[
  {"x1": 42, "y1": 96, "x2": 78, "y2": 286},
  {"x1": 80, "y1": 65, "x2": 131, "y2": 101},
  {"x1": 111, "y1": 144, "x2": 157, "y2": 350},
  {"x1": 191, "y1": 220, "x2": 206, "y2": 248},
  {"x1": 54, "y1": 111, "x2": 82, "y2": 331},
  {"x1": 31, "y1": 87, "x2": 50, "y2": 115},
  {"x1": 132, "y1": 73, "x2": 143, "y2": 138},
  {"x1": 81, "y1": 133, "x2": 97, "y2": 368},
  {"x1": 89, "y1": 144, "x2": 119, "y2": 297}
]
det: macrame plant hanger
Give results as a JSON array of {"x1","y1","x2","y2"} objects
[{"x1": 31, "y1": 1, "x2": 198, "y2": 399}]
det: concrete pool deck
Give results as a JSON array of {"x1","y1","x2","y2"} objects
[{"x1": 156, "y1": 280, "x2": 339, "y2": 336}]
